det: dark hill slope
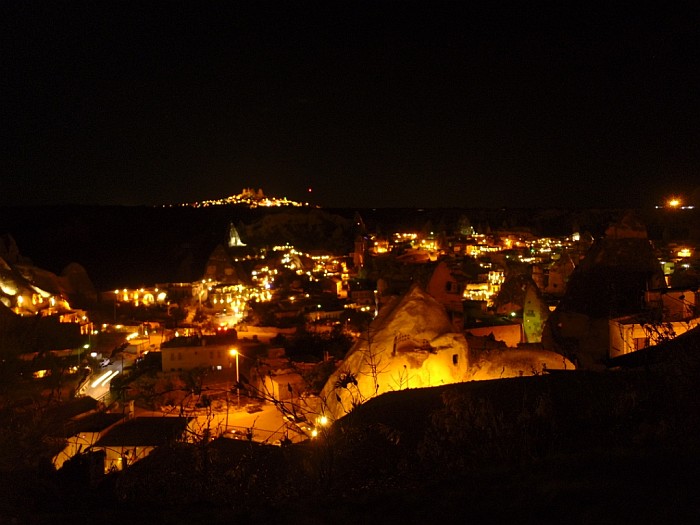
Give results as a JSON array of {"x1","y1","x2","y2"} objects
[
  {"x1": 0, "y1": 205, "x2": 354, "y2": 289},
  {"x1": 2, "y1": 205, "x2": 697, "y2": 291},
  {"x1": 334, "y1": 325, "x2": 700, "y2": 461},
  {"x1": 317, "y1": 327, "x2": 700, "y2": 522}
]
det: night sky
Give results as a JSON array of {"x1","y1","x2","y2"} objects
[{"x1": 2, "y1": 1, "x2": 699, "y2": 209}]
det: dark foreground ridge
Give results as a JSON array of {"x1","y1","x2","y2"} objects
[{"x1": 3, "y1": 327, "x2": 700, "y2": 524}]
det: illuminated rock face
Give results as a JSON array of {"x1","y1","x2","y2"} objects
[
  {"x1": 468, "y1": 346, "x2": 574, "y2": 380},
  {"x1": 322, "y1": 285, "x2": 470, "y2": 420},
  {"x1": 227, "y1": 222, "x2": 246, "y2": 248}
]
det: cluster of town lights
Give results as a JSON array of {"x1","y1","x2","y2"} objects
[
  {"x1": 171, "y1": 188, "x2": 311, "y2": 208},
  {"x1": 114, "y1": 288, "x2": 167, "y2": 307}
]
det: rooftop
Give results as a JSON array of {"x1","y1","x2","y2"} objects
[{"x1": 94, "y1": 417, "x2": 190, "y2": 447}]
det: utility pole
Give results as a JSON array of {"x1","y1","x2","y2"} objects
[{"x1": 229, "y1": 348, "x2": 240, "y2": 407}]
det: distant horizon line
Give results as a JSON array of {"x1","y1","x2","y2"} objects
[{"x1": 0, "y1": 203, "x2": 689, "y2": 211}]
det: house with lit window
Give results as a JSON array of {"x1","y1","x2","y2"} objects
[
  {"x1": 92, "y1": 416, "x2": 191, "y2": 472},
  {"x1": 53, "y1": 412, "x2": 126, "y2": 469},
  {"x1": 161, "y1": 333, "x2": 238, "y2": 372},
  {"x1": 426, "y1": 260, "x2": 467, "y2": 331},
  {"x1": 609, "y1": 289, "x2": 699, "y2": 359}
]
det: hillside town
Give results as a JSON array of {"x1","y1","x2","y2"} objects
[{"x1": 1, "y1": 197, "x2": 699, "y2": 521}]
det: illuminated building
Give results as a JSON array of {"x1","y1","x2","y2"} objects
[
  {"x1": 161, "y1": 333, "x2": 238, "y2": 372},
  {"x1": 112, "y1": 287, "x2": 168, "y2": 308},
  {"x1": 169, "y1": 188, "x2": 312, "y2": 208},
  {"x1": 609, "y1": 289, "x2": 700, "y2": 358}
]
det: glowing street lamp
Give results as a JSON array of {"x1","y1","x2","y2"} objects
[{"x1": 668, "y1": 197, "x2": 681, "y2": 208}]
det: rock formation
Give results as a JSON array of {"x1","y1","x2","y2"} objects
[{"x1": 321, "y1": 284, "x2": 470, "y2": 420}]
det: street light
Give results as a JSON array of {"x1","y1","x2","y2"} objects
[{"x1": 229, "y1": 348, "x2": 240, "y2": 407}]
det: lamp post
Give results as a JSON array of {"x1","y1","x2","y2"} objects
[
  {"x1": 225, "y1": 382, "x2": 230, "y2": 432},
  {"x1": 229, "y1": 348, "x2": 239, "y2": 408}
]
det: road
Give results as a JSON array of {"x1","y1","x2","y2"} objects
[
  {"x1": 79, "y1": 348, "x2": 324, "y2": 445},
  {"x1": 155, "y1": 400, "x2": 320, "y2": 445},
  {"x1": 78, "y1": 352, "x2": 136, "y2": 401}
]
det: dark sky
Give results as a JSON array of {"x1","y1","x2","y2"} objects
[{"x1": 2, "y1": 1, "x2": 699, "y2": 208}]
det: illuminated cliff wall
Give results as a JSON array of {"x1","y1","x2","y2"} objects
[{"x1": 322, "y1": 285, "x2": 470, "y2": 420}]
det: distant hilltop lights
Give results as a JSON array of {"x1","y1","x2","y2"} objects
[
  {"x1": 167, "y1": 188, "x2": 313, "y2": 208},
  {"x1": 656, "y1": 196, "x2": 695, "y2": 210}
]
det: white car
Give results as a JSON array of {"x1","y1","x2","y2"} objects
[{"x1": 223, "y1": 429, "x2": 248, "y2": 441}]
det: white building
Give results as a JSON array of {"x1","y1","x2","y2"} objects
[{"x1": 609, "y1": 289, "x2": 699, "y2": 358}]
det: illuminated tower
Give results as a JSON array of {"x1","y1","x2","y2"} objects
[{"x1": 227, "y1": 223, "x2": 246, "y2": 248}]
